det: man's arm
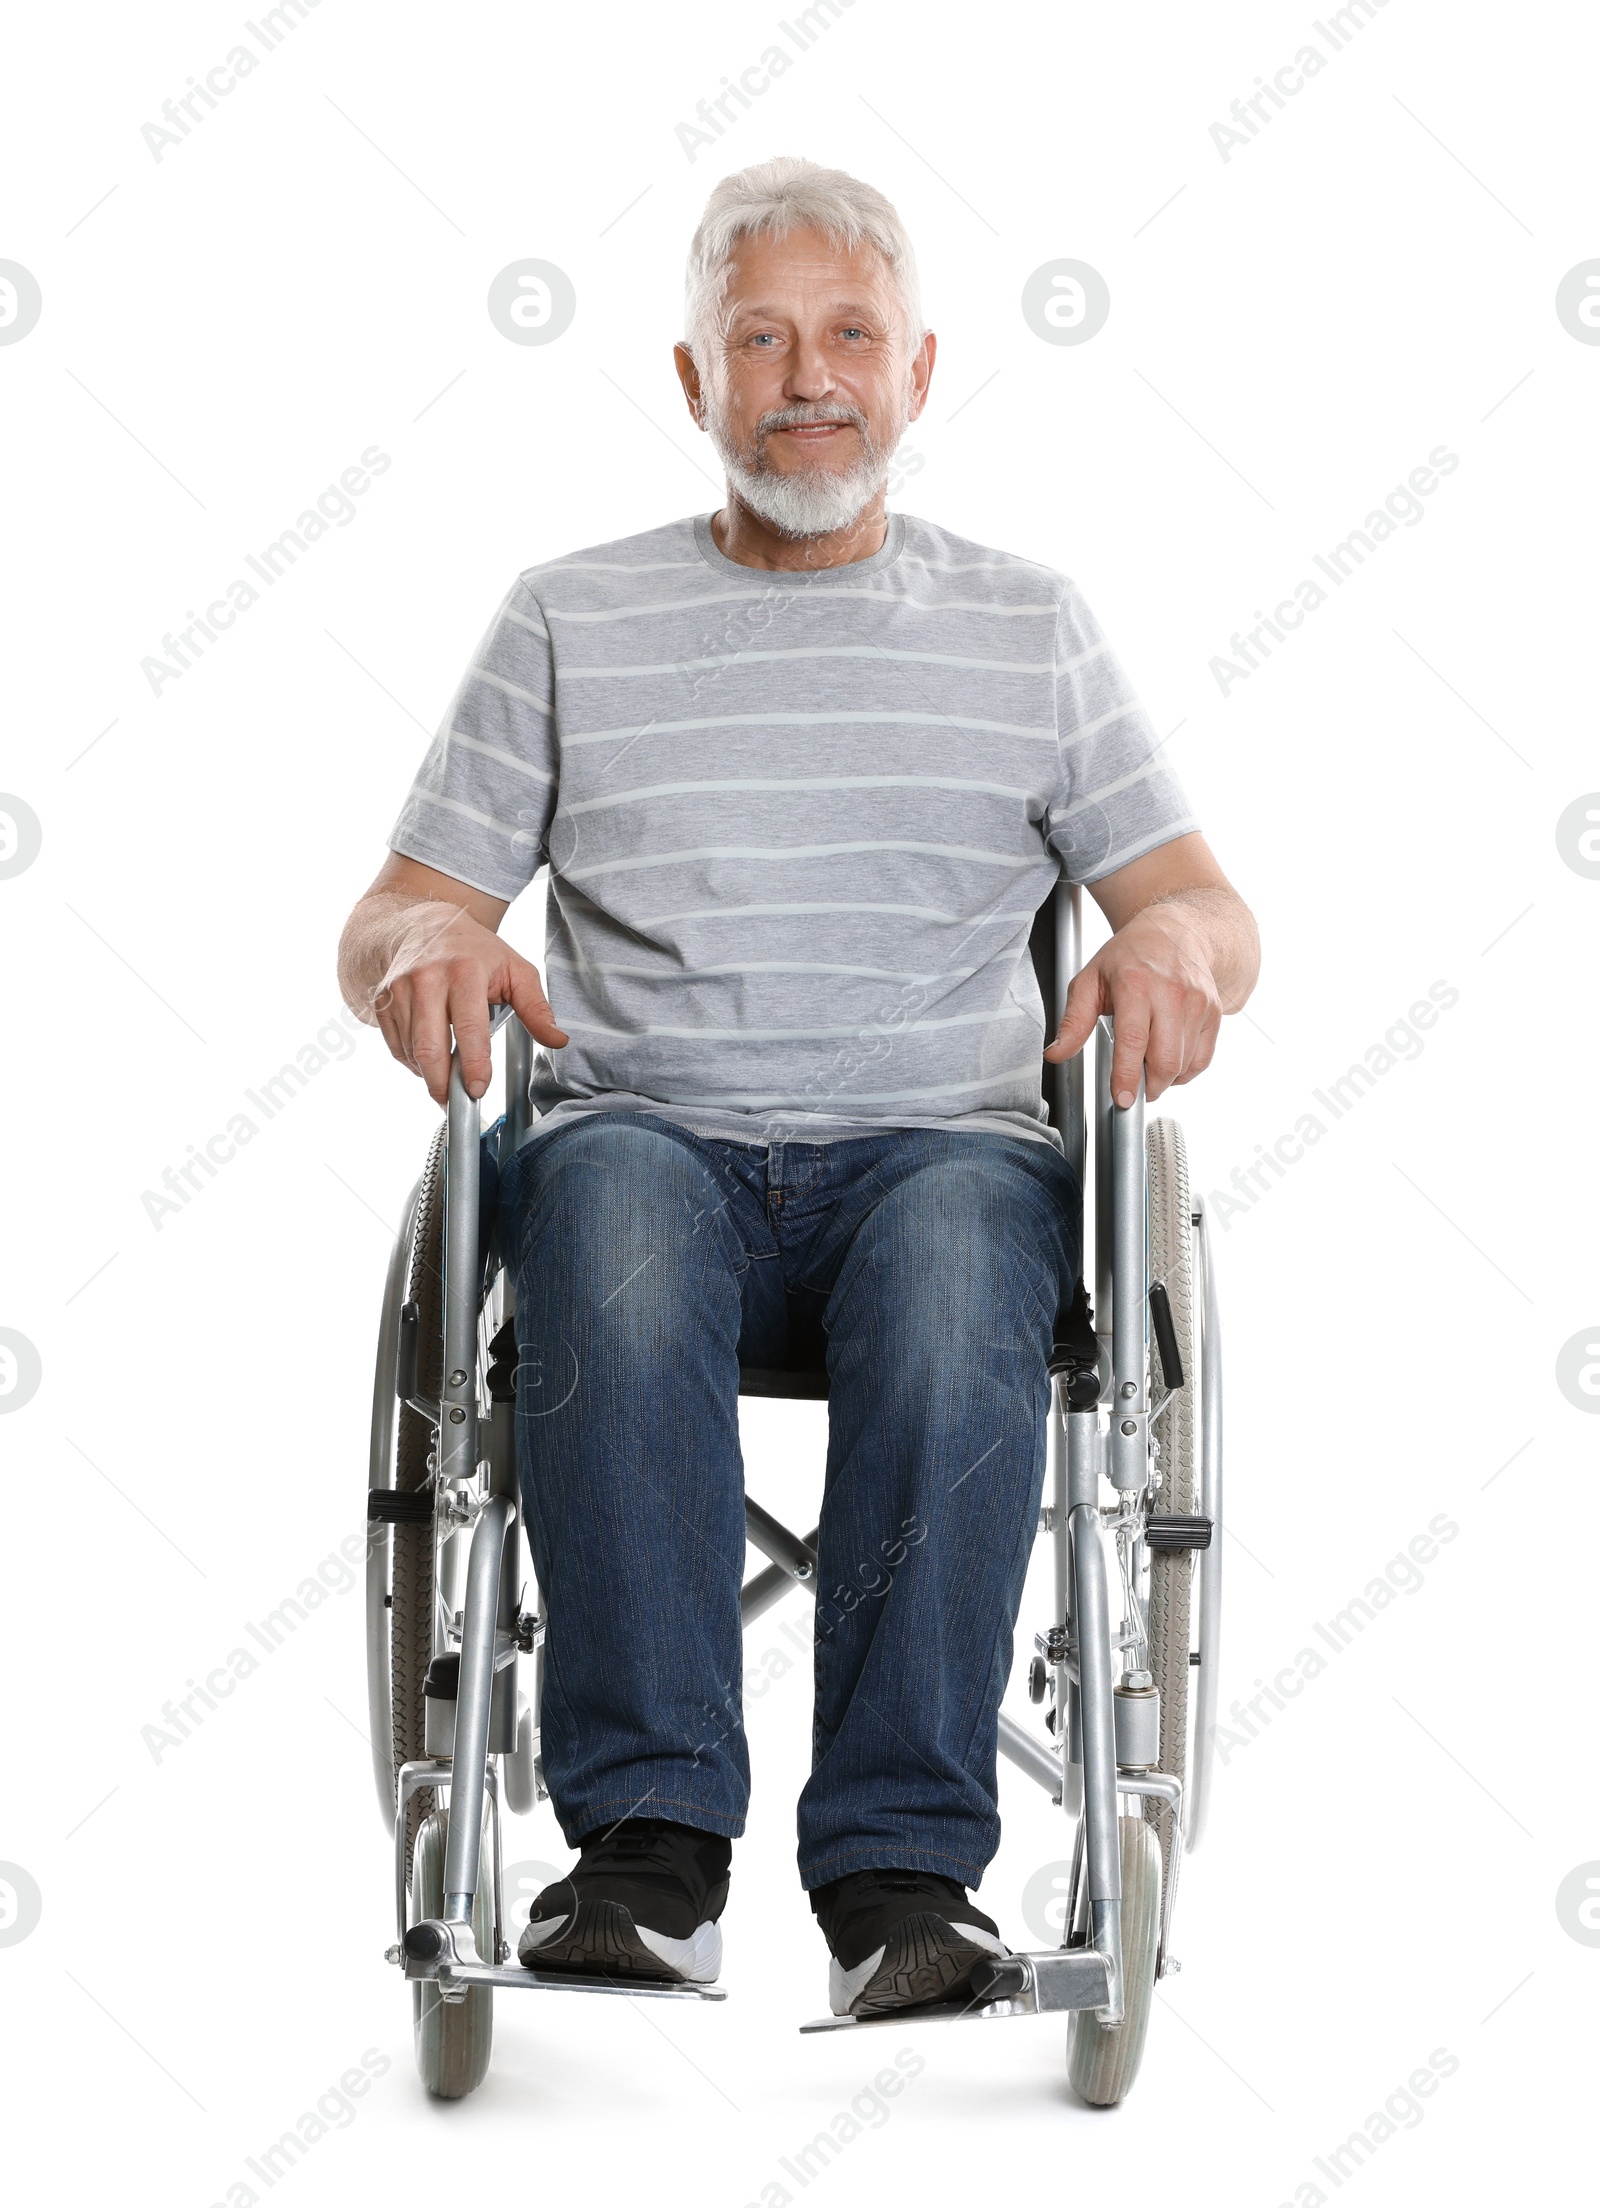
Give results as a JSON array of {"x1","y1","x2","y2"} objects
[
  {"x1": 337, "y1": 852, "x2": 568, "y2": 1106},
  {"x1": 1043, "y1": 831, "x2": 1259, "y2": 1108}
]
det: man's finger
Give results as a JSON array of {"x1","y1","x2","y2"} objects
[
  {"x1": 507, "y1": 954, "x2": 568, "y2": 1048},
  {"x1": 407, "y1": 967, "x2": 455, "y2": 1106},
  {"x1": 1109, "y1": 991, "x2": 1151, "y2": 1109},
  {"x1": 1173, "y1": 1013, "x2": 1220, "y2": 1085},
  {"x1": 1152, "y1": 993, "x2": 1219, "y2": 1097},
  {"x1": 374, "y1": 998, "x2": 407, "y2": 1071},
  {"x1": 1044, "y1": 963, "x2": 1104, "y2": 1063},
  {"x1": 1142, "y1": 991, "x2": 1189, "y2": 1103},
  {"x1": 379, "y1": 976, "x2": 422, "y2": 1077},
  {"x1": 449, "y1": 972, "x2": 494, "y2": 1102}
]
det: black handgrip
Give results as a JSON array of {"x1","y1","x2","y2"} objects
[{"x1": 1148, "y1": 1281, "x2": 1185, "y2": 1390}]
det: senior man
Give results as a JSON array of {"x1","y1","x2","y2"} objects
[{"x1": 339, "y1": 156, "x2": 1258, "y2": 2018}]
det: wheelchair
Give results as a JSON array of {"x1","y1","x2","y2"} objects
[{"x1": 364, "y1": 876, "x2": 1225, "y2": 2104}]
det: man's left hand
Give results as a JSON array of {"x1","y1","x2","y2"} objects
[{"x1": 1041, "y1": 833, "x2": 1260, "y2": 1108}]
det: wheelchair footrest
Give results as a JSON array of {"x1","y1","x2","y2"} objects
[
  {"x1": 399, "y1": 1920, "x2": 727, "y2": 2001},
  {"x1": 399, "y1": 1916, "x2": 723, "y2": 2004},
  {"x1": 799, "y1": 1947, "x2": 1111, "y2": 2032},
  {"x1": 442, "y1": 1962, "x2": 727, "y2": 2002}
]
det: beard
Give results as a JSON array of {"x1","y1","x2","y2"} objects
[{"x1": 701, "y1": 390, "x2": 905, "y2": 539}]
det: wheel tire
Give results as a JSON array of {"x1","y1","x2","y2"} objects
[
  {"x1": 410, "y1": 1805, "x2": 495, "y2": 2100},
  {"x1": 392, "y1": 1124, "x2": 446, "y2": 1874},
  {"x1": 1066, "y1": 1815, "x2": 1163, "y2": 2107},
  {"x1": 1145, "y1": 1117, "x2": 1197, "y2": 1890}
]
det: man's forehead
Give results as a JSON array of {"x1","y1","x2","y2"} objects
[
  {"x1": 724, "y1": 287, "x2": 889, "y2": 323},
  {"x1": 723, "y1": 231, "x2": 894, "y2": 298}
]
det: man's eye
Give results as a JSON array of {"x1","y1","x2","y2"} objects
[{"x1": 840, "y1": 327, "x2": 867, "y2": 341}]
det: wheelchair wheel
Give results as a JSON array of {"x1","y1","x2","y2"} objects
[
  {"x1": 410, "y1": 1804, "x2": 495, "y2": 2100},
  {"x1": 390, "y1": 1124, "x2": 446, "y2": 1871},
  {"x1": 1144, "y1": 1117, "x2": 1196, "y2": 1888},
  {"x1": 1066, "y1": 1814, "x2": 1162, "y2": 2107}
]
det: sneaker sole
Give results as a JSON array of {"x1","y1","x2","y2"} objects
[
  {"x1": 518, "y1": 1899, "x2": 721, "y2": 1985},
  {"x1": 831, "y1": 1914, "x2": 1006, "y2": 2018}
]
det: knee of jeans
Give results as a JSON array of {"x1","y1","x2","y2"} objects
[
  {"x1": 513, "y1": 1120, "x2": 729, "y2": 1322},
  {"x1": 855, "y1": 1172, "x2": 1063, "y2": 1366},
  {"x1": 894, "y1": 1161, "x2": 1051, "y2": 1277}
]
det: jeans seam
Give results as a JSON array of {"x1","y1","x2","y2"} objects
[
  {"x1": 569, "y1": 1796, "x2": 748, "y2": 1830},
  {"x1": 800, "y1": 1839, "x2": 992, "y2": 1890}
]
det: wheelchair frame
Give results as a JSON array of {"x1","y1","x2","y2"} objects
[{"x1": 369, "y1": 876, "x2": 1224, "y2": 2067}]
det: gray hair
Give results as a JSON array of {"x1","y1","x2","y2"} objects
[{"x1": 683, "y1": 155, "x2": 924, "y2": 371}]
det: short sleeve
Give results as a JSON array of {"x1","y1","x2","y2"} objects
[
  {"x1": 1044, "y1": 581, "x2": 1198, "y2": 885},
  {"x1": 386, "y1": 575, "x2": 558, "y2": 901}
]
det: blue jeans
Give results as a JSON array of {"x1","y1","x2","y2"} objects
[{"x1": 499, "y1": 1111, "x2": 1080, "y2": 1891}]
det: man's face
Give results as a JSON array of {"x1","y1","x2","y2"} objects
[{"x1": 679, "y1": 226, "x2": 934, "y2": 538}]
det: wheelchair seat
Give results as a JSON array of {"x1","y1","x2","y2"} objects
[
  {"x1": 738, "y1": 1304, "x2": 831, "y2": 1399},
  {"x1": 736, "y1": 1275, "x2": 1098, "y2": 1404},
  {"x1": 737, "y1": 1363, "x2": 830, "y2": 1399}
]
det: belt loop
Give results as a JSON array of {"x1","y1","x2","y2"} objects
[{"x1": 766, "y1": 1139, "x2": 784, "y2": 1188}]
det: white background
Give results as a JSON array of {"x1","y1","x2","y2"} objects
[{"x1": 2, "y1": 1, "x2": 1596, "y2": 2200}]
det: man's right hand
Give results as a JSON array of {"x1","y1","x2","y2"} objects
[{"x1": 337, "y1": 853, "x2": 567, "y2": 1106}]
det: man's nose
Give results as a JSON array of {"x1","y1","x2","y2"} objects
[{"x1": 784, "y1": 332, "x2": 839, "y2": 402}]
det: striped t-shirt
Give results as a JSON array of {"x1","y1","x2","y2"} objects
[{"x1": 387, "y1": 511, "x2": 1196, "y2": 1151}]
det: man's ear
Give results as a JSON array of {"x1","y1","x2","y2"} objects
[
  {"x1": 673, "y1": 343, "x2": 707, "y2": 428},
  {"x1": 904, "y1": 330, "x2": 936, "y2": 425}
]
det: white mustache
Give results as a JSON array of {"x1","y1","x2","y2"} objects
[{"x1": 756, "y1": 404, "x2": 868, "y2": 435}]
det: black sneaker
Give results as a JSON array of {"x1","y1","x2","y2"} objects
[
  {"x1": 811, "y1": 1868, "x2": 1007, "y2": 2017},
  {"x1": 517, "y1": 1818, "x2": 730, "y2": 1984}
]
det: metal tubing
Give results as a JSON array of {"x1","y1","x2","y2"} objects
[
  {"x1": 1071, "y1": 1500, "x2": 1123, "y2": 2021},
  {"x1": 440, "y1": 1062, "x2": 481, "y2": 1486},
  {"x1": 1093, "y1": 1020, "x2": 1114, "y2": 1345},
  {"x1": 741, "y1": 1530, "x2": 820, "y2": 1629},
  {"x1": 997, "y1": 1711, "x2": 1062, "y2": 1796},
  {"x1": 1056, "y1": 1398, "x2": 1098, "y2": 1825},
  {"x1": 1050, "y1": 1384, "x2": 1071, "y2": 1781},
  {"x1": 1061, "y1": 1689, "x2": 1083, "y2": 1816},
  {"x1": 744, "y1": 1498, "x2": 816, "y2": 1582},
  {"x1": 395, "y1": 1758, "x2": 452, "y2": 1941},
  {"x1": 1050, "y1": 1387, "x2": 1070, "y2": 1610},
  {"x1": 965, "y1": 1947, "x2": 1111, "y2": 2015},
  {"x1": 1108, "y1": 1047, "x2": 1147, "y2": 1491},
  {"x1": 1053, "y1": 881, "x2": 1086, "y2": 1186},
  {"x1": 1188, "y1": 1204, "x2": 1224, "y2": 1852},
  {"x1": 488, "y1": 1764, "x2": 505, "y2": 1965},
  {"x1": 1064, "y1": 1402, "x2": 1100, "y2": 1514},
  {"x1": 531, "y1": 1637, "x2": 545, "y2": 1802},
  {"x1": 442, "y1": 1495, "x2": 516, "y2": 1922},
  {"x1": 504, "y1": 1017, "x2": 534, "y2": 1155}
]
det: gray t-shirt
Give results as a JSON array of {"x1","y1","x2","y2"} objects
[{"x1": 387, "y1": 510, "x2": 1196, "y2": 1152}]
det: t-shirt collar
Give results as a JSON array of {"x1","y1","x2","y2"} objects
[{"x1": 692, "y1": 508, "x2": 906, "y2": 580}]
